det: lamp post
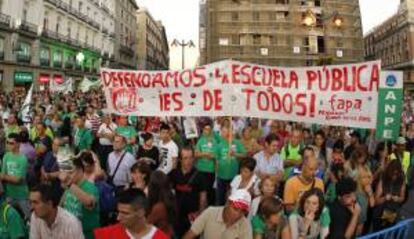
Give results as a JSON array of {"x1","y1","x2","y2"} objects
[
  {"x1": 301, "y1": 9, "x2": 344, "y2": 66},
  {"x1": 171, "y1": 39, "x2": 195, "y2": 69}
]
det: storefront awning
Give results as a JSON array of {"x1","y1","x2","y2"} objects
[
  {"x1": 54, "y1": 75, "x2": 64, "y2": 84},
  {"x1": 39, "y1": 74, "x2": 50, "y2": 84},
  {"x1": 14, "y1": 71, "x2": 33, "y2": 84}
]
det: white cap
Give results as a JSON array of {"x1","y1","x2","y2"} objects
[{"x1": 228, "y1": 189, "x2": 251, "y2": 211}]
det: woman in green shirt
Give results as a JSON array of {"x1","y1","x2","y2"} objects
[
  {"x1": 251, "y1": 196, "x2": 290, "y2": 239},
  {"x1": 195, "y1": 119, "x2": 219, "y2": 205}
]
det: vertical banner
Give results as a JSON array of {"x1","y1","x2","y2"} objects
[{"x1": 375, "y1": 71, "x2": 404, "y2": 141}]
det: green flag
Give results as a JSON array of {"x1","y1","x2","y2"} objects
[{"x1": 375, "y1": 71, "x2": 403, "y2": 141}]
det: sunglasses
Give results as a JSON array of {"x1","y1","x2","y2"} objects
[{"x1": 7, "y1": 141, "x2": 16, "y2": 145}]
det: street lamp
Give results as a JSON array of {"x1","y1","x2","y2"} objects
[
  {"x1": 171, "y1": 39, "x2": 195, "y2": 69},
  {"x1": 76, "y1": 52, "x2": 85, "y2": 64},
  {"x1": 302, "y1": 10, "x2": 343, "y2": 28}
]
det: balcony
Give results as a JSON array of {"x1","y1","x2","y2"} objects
[
  {"x1": 92, "y1": 0, "x2": 100, "y2": 8},
  {"x1": 0, "y1": 12, "x2": 11, "y2": 30},
  {"x1": 42, "y1": 29, "x2": 68, "y2": 44},
  {"x1": 67, "y1": 37, "x2": 77, "y2": 46},
  {"x1": 42, "y1": 29, "x2": 59, "y2": 41},
  {"x1": 102, "y1": 5, "x2": 110, "y2": 14},
  {"x1": 120, "y1": 44, "x2": 134, "y2": 56},
  {"x1": 44, "y1": 0, "x2": 58, "y2": 5},
  {"x1": 17, "y1": 54, "x2": 31, "y2": 63},
  {"x1": 19, "y1": 20, "x2": 38, "y2": 37}
]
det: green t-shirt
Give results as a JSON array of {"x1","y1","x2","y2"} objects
[
  {"x1": 29, "y1": 127, "x2": 54, "y2": 142},
  {"x1": 1, "y1": 153, "x2": 29, "y2": 200},
  {"x1": 63, "y1": 180, "x2": 100, "y2": 239},
  {"x1": 217, "y1": 139, "x2": 246, "y2": 180},
  {"x1": 280, "y1": 144, "x2": 302, "y2": 180},
  {"x1": 195, "y1": 134, "x2": 219, "y2": 173},
  {"x1": 0, "y1": 202, "x2": 27, "y2": 239},
  {"x1": 325, "y1": 182, "x2": 337, "y2": 204},
  {"x1": 251, "y1": 215, "x2": 267, "y2": 234},
  {"x1": 115, "y1": 126, "x2": 137, "y2": 154},
  {"x1": 74, "y1": 128, "x2": 94, "y2": 152},
  {"x1": 251, "y1": 214, "x2": 287, "y2": 238},
  {"x1": 4, "y1": 125, "x2": 20, "y2": 138}
]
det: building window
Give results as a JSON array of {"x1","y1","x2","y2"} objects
[
  {"x1": 40, "y1": 47, "x2": 50, "y2": 66},
  {"x1": 17, "y1": 42, "x2": 31, "y2": 63},
  {"x1": 219, "y1": 38, "x2": 229, "y2": 46},
  {"x1": 53, "y1": 50, "x2": 62, "y2": 67},
  {"x1": 253, "y1": 34, "x2": 261, "y2": 45},
  {"x1": 232, "y1": 35, "x2": 240, "y2": 45},
  {"x1": 271, "y1": 36, "x2": 278, "y2": 45},
  {"x1": 0, "y1": 38, "x2": 4, "y2": 60},
  {"x1": 23, "y1": 9, "x2": 27, "y2": 22},
  {"x1": 43, "y1": 16, "x2": 48, "y2": 30},
  {"x1": 67, "y1": 23, "x2": 71, "y2": 37},
  {"x1": 78, "y1": 2, "x2": 83, "y2": 12},
  {"x1": 231, "y1": 12, "x2": 239, "y2": 21},
  {"x1": 253, "y1": 12, "x2": 260, "y2": 21}
]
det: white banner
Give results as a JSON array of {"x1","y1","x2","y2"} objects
[
  {"x1": 80, "y1": 77, "x2": 101, "y2": 93},
  {"x1": 101, "y1": 60, "x2": 381, "y2": 129},
  {"x1": 50, "y1": 77, "x2": 73, "y2": 94}
]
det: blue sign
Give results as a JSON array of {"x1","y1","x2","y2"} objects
[{"x1": 386, "y1": 75, "x2": 397, "y2": 87}]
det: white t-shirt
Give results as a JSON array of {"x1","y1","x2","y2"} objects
[
  {"x1": 126, "y1": 226, "x2": 160, "y2": 239},
  {"x1": 230, "y1": 174, "x2": 260, "y2": 197},
  {"x1": 97, "y1": 122, "x2": 118, "y2": 145},
  {"x1": 158, "y1": 140, "x2": 178, "y2": 174}
]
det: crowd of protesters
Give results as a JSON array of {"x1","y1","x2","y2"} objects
[{"x1": 0, "y1": 88, "x2": 414, "y2": 239}]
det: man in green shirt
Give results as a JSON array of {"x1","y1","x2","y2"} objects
[
  {"x1": 29, "y1": 115, "x2": 54, "y2": 142},
  {"x1": 216, "y1": 125, "x2": 246, "y2": 206},
  {"x1": 74, "y1": 116, "x2": 94, "y2": 154},
  {"x1": 280, "y1": 129, "x2": 303, "y2": 180},
  {"x1": 0, "y1": 191, "x2": 27, "y2": 239},
  {"x1": 61, "y1": 156, "x2": 100, "y2": 239},
  {"x1": 195, "y1": 120, "x2": 220, "y2": 205},
  {"x1": 0, "y1": 133, "x2": 30, "y2": 220},
  {"x1": 4, "y1": 113, "x2": 20, "y2": 138},
  {"x1": 115, "y1": 116, "x2": 137, "y2": 155}
]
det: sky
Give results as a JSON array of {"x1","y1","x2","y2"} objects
[{"x1": 136, "y1": 0, "x2": 401, "y2": 69}]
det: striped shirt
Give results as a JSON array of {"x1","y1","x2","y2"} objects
[
  {"x1": 30, "y1": 207, "x2": 85, "y2": 239},
  {"x1": 86, "y1": 114, "x2": 101, "y2": 134}
]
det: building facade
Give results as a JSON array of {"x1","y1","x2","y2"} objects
[
  {"x1": 136, "y1": 8, "x2": 169, "y2": 70},
  {"x1": 0, "y1": 0, "x2": 116, "y2": 92},
  {"x1": 199, "y1": 0, "x2": 364, "y2": 67},
  {"x1": 364, "y1": 0, "x2": 414, "y2": 89},
  {"x1": 114, "y1": 0, "x2": 138, "y2": 69}
]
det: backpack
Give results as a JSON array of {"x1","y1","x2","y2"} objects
[
  {"x1": 95, "y1": 152, "x2": 127, "y2": 223},
  {"x1": 2, "y1": 202, "x2": 28, "y2": 238},
  {"x1": 95, "y1": 180, "x2": 117, "y2": 214}
]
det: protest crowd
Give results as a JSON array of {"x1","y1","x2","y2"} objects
[{"x1": 0, "y1": 88, "x2": 414, "y2": 239}]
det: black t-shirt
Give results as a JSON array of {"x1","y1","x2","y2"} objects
[
  {"x1": 168, "y1": 168, "x2": 207, "y2": 215},
  {"x1": 328, "y1": 200, "x2": 353, "y2": 239},
  {"x1": 137, "y1": 145, "x2": 159, "y2": 170}
]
